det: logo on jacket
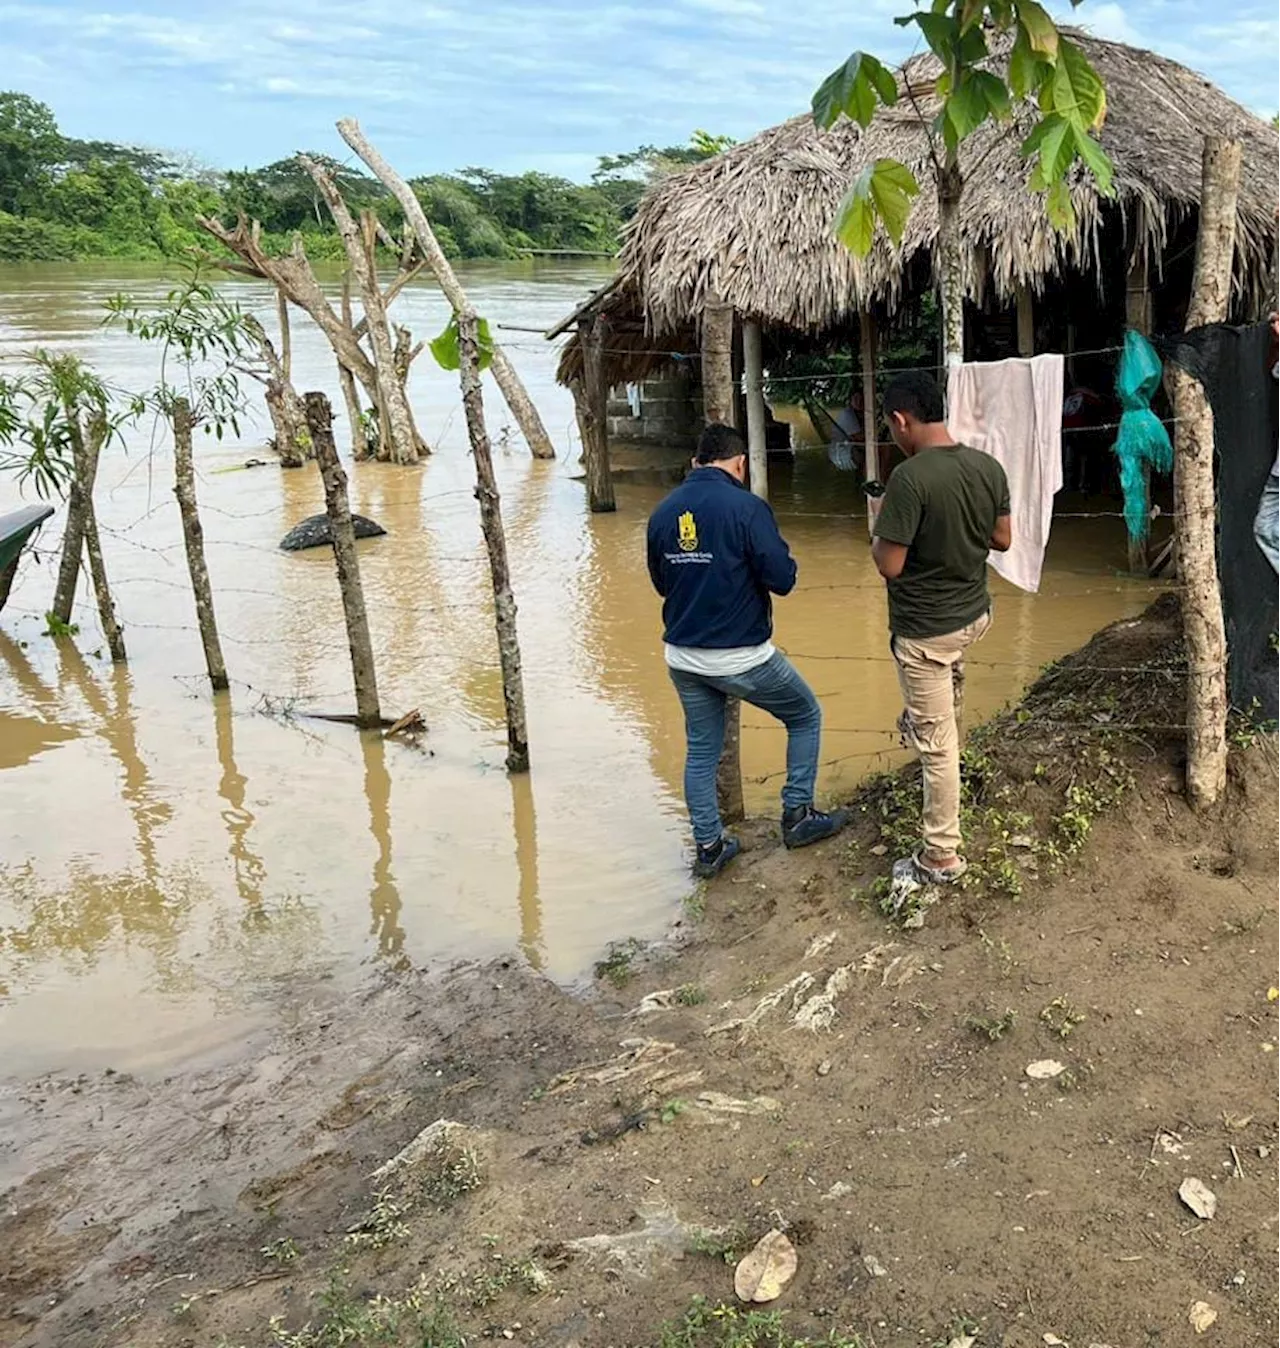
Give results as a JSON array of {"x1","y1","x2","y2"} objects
[{"x1": 677, "y1": 511, "x2": 698, "y2": 552}]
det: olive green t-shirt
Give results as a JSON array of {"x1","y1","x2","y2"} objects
[{"x1": 873, "y1": 444, "x2": 1011, "y2": 639}]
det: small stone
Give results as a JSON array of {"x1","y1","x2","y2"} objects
[
  {"x1": 1179, "y1": 1177, "x2": 1217, "y2": 1220},
  {"x1": 862, "y1": 1253, "x2": 888, "y2": 1278},
  {"x1": 870, "y1": 844, "x2": 888, "y2": 856},
  {"x1": 1010, "y1": 834, "x2": 1034, "y2": 849},
  {"x1": 1188, "y1": 1301, "x2": 1217, "y2": 1333},
  {"x1": 1025, "y1": 1059, "x2": 1067, "y2": 1080},
  {"x1": 816, "y1": 1060, "x2": 832, "y2": 1077}
]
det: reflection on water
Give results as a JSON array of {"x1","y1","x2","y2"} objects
[{"x1": 0, "y1": 260, "x2": 1165, "y2": 1076}]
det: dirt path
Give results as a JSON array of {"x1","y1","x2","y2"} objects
[{"x1": 2, "y1": 599, "x2": 1277, "y2": 1348}]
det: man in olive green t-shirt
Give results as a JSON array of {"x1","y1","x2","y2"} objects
[{"x1": 871, "y1": 370, "x2": 1012, "y2": 884}]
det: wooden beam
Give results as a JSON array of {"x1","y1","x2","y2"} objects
[
  {"x1": 743, "y1": 320, "x2": 768, "y2": 501},
  {"x1": 1015, "y1": 285, "x2": 1034, "y2": 357},
  {"x1": 860, "y1": 311, "x2": 880, "y2": 536}
]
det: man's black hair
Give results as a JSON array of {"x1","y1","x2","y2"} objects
[
  {"x1": 883, "y1": 370, "x2": 945, "y2": 424},
  {"x1": 695, "y1": 422, "x2": 747, "y2": 463}
]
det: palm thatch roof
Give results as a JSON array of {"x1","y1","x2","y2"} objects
[{"x1": 555, "y1": 29, "x2": 1276, "y2": 386}]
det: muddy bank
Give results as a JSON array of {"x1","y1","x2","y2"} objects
[{"x1": 2, "y1": 599, "x2": 1277, "y2": 1348}]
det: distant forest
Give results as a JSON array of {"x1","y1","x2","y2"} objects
[{"x1": 0, "y1": 92, "x2": 733, "y2": 264}]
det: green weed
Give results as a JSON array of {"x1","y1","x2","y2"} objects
[
  {"x1": 595, "y1": 938, "x2": 642, "y2": 987},
  {"x1": 1040, "y1": 996, "x2": 1086, "y2": 1038},
  {"x1": 965, "y1": 1008, "x2": 1017, "y2": 1042},
  {"x1": 659, "y1": 1297, "x2": 866, "y2": 1348}
]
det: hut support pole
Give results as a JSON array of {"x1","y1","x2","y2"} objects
[
  {"x1": 743, "y1": 320, "x2": 768, "y2": 501},
  {"x1": 578, "y1": 313, "x2": 616, "y2": 513},
  {"x1": 1125, "y1": 250, "x2": 1153, "y2": 574},
  {"x1": 702, "y1": 294, "x2": 744, "y2": 826},
  {"x1": 1015, "y1": 286, "x2": 1034, "y2": 358},
  {"x1": 1171, "y1": 136, "x2": 1239, "y2": 811},
  {"x1": 860, "y1": 311, "x2": 880, "y2": 535}
]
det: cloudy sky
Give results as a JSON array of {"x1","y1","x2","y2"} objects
[{"x1": 4, "y1": 0, "x2": 1276, "y2": 179}]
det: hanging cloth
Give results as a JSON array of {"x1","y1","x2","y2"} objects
[
  {"x1": 947, "y1": 353, "x2": 1064, "y2": 593},
  {"x1": 1111, "y1": 330, "x2": 1173, "y2": 544},
  {"x1": 1161, "y1": 321, "x2": 1278, "y2": 720}
]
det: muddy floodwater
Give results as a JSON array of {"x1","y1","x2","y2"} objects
[{"x1": 0, "y1": 262, "x2": 1163, "y2": 1083}]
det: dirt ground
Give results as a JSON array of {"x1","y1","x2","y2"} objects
[{"x1": 2, "y1": 597, "x2": 1277, "y2": 1348}]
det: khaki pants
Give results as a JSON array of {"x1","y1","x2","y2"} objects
[{"x1": 891, "y1": 611, "x2": 992, "y2": 862}]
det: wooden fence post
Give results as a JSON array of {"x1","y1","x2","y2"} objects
[
  {"x1": 860, "y1": 311, "x2": 880, "y2": 534},
  {"x1": 456, "y1": 311, "x2": 531, "y2": 773},
  {"x1": 1171, "y1": 136, "x2": 1240, "y2": 810},
  {"x1": 304, "y1": 391, "x2": 382, "y2": 729},
  {"x1": 172, "y1": 396, "x2": 228, "y2": 690}
]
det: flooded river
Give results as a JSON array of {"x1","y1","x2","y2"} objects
[{"x1": 0, "y1": 262, "x2": 1163, "y2": 1079}]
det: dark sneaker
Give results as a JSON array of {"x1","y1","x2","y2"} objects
[
  {"x1": 782, "y1": 804, "x2": 849, "y2": 850},
  {"x1": 693, "y1": 835, "x2": 741, "y2": 879}
]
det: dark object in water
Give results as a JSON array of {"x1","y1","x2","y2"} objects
[
  {"x1": 0, "y1": 503, "x2": 55, "y2": 613},
  {"x1": 279, "y1": 513, "x2": 386, "y2": 552}
]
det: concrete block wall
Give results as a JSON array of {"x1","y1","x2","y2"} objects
[{"x1": 607, "y1": 371, "x2": 701, "y2": 448}]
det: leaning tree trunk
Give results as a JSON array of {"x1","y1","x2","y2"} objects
[
  {"x1": 198, "y1": 215, "x2": 387, "y2": 421},
  {"x1": 304, "y1": 392, "x2": 382, "y2": 729},
  {"x1": 51, "y1": 412, "x2": 104, "y2": 624},
  {"x1": 299, "y1": 157, "x2": 424, "y2": 464},
  {"x1": 80, "y1": 464, "x2": 125, "y2": 661},
  {"x1": 243, "y1": 314, "x2": 309, "y2": 466},
  {"x1": 457, "y1": 310, "x2": 531, "y2": 773},
  {"x1": 172, "y1": 396, "x2": 229, "y2": 690},
  {"x1": 1171, "y1": 136, "x2": 1241, "y2": 810},
  {"x1": 336, "y1": 118, "x2": 557, "y2": 461},
  {"x1": 937, "y1": 160, "x2": 965, "y2": 371}
]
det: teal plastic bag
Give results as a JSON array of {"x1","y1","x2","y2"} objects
[{"x1": 1112, "y1": 329, "x2": 1173, "y2": 542}]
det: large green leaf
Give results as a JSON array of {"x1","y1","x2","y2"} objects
[
  {"x1": 1008, "y1": 24, "x2": 1045, "y2": 100},
  {"x1": 1016, "y1": 0, "x2": 1060, "y2": 57},
  {"x1": 946, "y1": 75, "x2": 991, "y2": 141},
  {"x1": 1045, "y1": 178, "x2": 1074, "y2": 230},
  {"x1": 1072, "y1": 125, "x2": 1115, "y2": 195},
  {"x1": 429, "y1": 313, "x2": 494, "y2": 372},
  {"x1": 913, "y1": 11, "x2": 961, "y2": 65},
  {"x1": 812, "y1": 52, "x2": 898, "y2": 129},
  {"x1": 1022, "y1": 113, "x2": 1073, "y2": 190},
  {"x1": 1045, "y1": 38, "x2": 1106, "y2": 129},
  {"x1": 973, "y1": 69, "x2": 1012, "y2": 119},
  {"x1": 834, "y1": 157, "x2": 921, "y2": 256}
]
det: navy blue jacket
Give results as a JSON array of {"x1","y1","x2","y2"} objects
[{"x1": 646, "y1": 467, "x2": 797, "y2": 648}]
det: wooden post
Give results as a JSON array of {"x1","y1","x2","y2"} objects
[
  {"x1": 336, "y1": 118, "x2": 557, "y2": 461},
  {"x1": 578, "y1": 312, "x2": 616, "y2": 513},
  {"x1": 1171, "y1": 136, "x2": 1239, "y2": 810},
  {"x1": 1015, "y1": 285, "x2": 1035, "y2": 357},
  {"x1": 703, "y1": 293, "x2": 744, "y2": 824},
  {"x1": 456, "y1": 311, "x2": 531, "y2": 773},
  {"x1": 304, "y1": 392, "x2": 382, "y2": 729},
  {"x1": 1125, "y1": 250, "x2": 1152, "y2": 573},
  {"x1": 860, "y1": 310, "x2": 880, "y2": 534},
  {"x1": 82, "y1": 499, "x2": 125, "y2": 662},
  {"x1": 276, "y1": 291, "x2": 292, "y2": 382},
  {"x1": 51, "y1": 418, "x2": 104, "y2": 625},
  {"x1": 172, "y1": 397, "x2": 228, "y2": 690},
  {"x1": 702, "y1": 296, "x2": 737, "y2": 427},
  {"x1": 743, "y1": 319, "x2": 768, "y2": 501}
]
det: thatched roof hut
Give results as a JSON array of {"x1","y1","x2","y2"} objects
[{"x1": 556, "y1": 29, "x2": 1277, "y2": 391}]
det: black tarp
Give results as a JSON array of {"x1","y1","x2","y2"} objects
[{"x1": 1163, "y1": 321, "x2": 1278, "y2": 720}]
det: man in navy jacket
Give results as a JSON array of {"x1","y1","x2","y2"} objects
[{"x1": 647, "y1": 423, "x2": 847, "y2": 877}]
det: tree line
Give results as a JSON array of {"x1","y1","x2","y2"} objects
[{"x1": 0, "y1": 92, "x2": 731, "y2": 264}]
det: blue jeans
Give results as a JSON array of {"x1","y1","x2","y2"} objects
[
  {"x1": 1255, "y1": 458, "x2": 1279, "y2": 575},
  {"x1": 669, "y1": 652, "x2": 822, "y2": 845}
]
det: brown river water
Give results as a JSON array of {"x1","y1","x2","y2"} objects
[{"x1": 0, "y1": 261, "x2": 1163, "y2": 1080}]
